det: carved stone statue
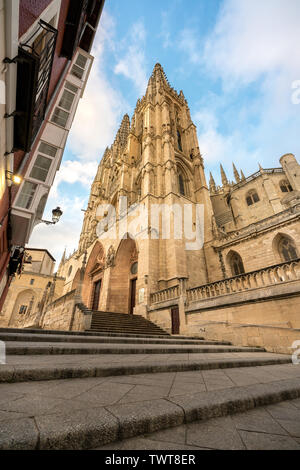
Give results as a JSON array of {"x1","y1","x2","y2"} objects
[{"x1": 106, "y1": 245, "x2": 115, "y2": 267}]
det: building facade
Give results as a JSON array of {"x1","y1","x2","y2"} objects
[
  {"x1": 0, "y1": 247, "x2": 64, "y2": 328},
  {"x1": 4, "y1": 63, "x2": 300, "y2": 353},
  {"x1": 0, "y1": 0, "x2": 105, "y2": 310}
]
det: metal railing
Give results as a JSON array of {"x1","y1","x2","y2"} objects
[{"x1": 20, "y1": 19, "x2": 58, "y2": 144}]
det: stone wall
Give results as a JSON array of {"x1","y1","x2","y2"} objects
[
  {"x1": 186, "y1": 295, "x2": 300, "y2": 354},
  {"x1": 149, "y1": 259, "x2": 300, "y2": 354},
  {"x1": 41, "y1": 290, "x2": 77, "y2": 331}
]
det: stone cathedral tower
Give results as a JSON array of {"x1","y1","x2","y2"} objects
[
  {"x1": 56, "y1": 63, "x2": 300, "y2": 341},
  {"x1": 58, "y1": 64, "x2": 218, "y2": 321}
]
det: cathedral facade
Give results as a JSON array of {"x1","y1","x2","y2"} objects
[{"x1": 11, "y1": 64, "x2": 300, "y2": 352}]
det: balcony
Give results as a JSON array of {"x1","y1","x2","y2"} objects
[{"x1": 14, "y1": 20, "x2": 58, "y2": 152}]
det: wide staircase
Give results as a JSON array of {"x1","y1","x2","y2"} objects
[
  {"x1": 0, "y1": 324, "x2": 299, "y2": 450},
  {"x1": 88, "y1": 309, "x2": 170, "y2": 336}
]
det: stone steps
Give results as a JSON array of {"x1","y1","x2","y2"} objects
[
  {"x1": 0, "y1": 331, "x2": 230, "y2": 346},
  {"x1": 0, "y1": 353, "x2": 290, "y2": 384},
  {"x1": 89, "y1": 311, "x2": 170, "y2": 336},
  {"x1": 5, "y1": 341, "x2": 264, "y2": 355},
  {"x1": 0, "y1": 364, "x2": 299, "y2": 449},
  {"x1": 0, "y1": 327, "x2": 196, "y2": 340},
  {"x1": 0, "y1": 327, "x2": 298, "y2": 450}
]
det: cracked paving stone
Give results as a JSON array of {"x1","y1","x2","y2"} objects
[
  {"x1": 239, "y1": 430, "x2": 300, "y2": 450},
  {"x1": 186, "y1": 421, "x2": 246, "y2": 450}
]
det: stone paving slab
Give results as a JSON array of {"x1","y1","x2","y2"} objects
[
  {"x1": 0, "y1": 365, "x2": 300, "y2": 449},
  {"x1": 5, "y1": 341, "x2": 265, "y2": 355},
  {"x1": 98, "y1": 398, "x2": 300, "y2": 450},
  {"x1": 0, "y1": 352, "x2": 290, "y2": 383}
]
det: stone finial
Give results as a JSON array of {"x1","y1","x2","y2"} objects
[
  {"x1": 209, "y1": 172, "x2": 216, "y2": 192},
  {"x1": 232, "y1": 162, "x2": 241, "y2": 183},
  {"x1": 220, "y1": 164, "x2": 228, "y2": 186},
  {"x1": 258, "y1": 162, "x2": 264, "y2": 172}
]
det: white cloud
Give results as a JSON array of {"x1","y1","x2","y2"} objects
[
  {"x1": 51, "y1": 160, "x2": 98, "y2": 197},
  {"x1": 114, "y1": 21, "x2": 148, "y2": 95},
  {"x1": 204, "y1": 0, "x2": 300, "y2": 86},
  {"x1": 178, "y1": 28, "x2": 202, "y2": 65},
  {"x1": 29, "y1": 190, "x2": 87, "y2": 266},
  {"x1": 186, "y1": 0, "x2": 300, "y2": 177},
  {"x1": 194, "y1": 109, "x2": 260, "y2": 183},
  {"x1": 159, "y1": 11, "x2": 172, "y2": 49}
]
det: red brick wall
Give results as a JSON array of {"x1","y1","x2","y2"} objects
[
  {"x1": 47, "y1": 0, "x2": 70, "y2": 101},
  {"x1": 19, "y1": 0, "x2": 53, "y2": 38}
]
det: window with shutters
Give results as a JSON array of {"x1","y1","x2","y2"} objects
[
  {"x1": 16, "y1": 182, "x2": 38, "y2": 209},
  {"x1": 29, "y1": 142, "x2": 58, "y2": 183},
  {"x1": 51, "y1": 82, "x2": 78, "y2": 128},
  {"x1": 71, "y1": 53, "x2": 88, "y2": 79}
]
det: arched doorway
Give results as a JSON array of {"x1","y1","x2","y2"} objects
[
  {"x1": 82, "y1": 242, "x2": 105, "y2": 310},
  {"x1": 9, "y1": 289, "x2": 35, "y2": 326},
  {"x1": 108, "y1": 236, "x2": 138, "y2": 314}
]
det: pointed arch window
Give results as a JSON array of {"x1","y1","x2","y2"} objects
[
  {"x1": 177, "y1": 130, "x2": 182, "y2": 152},
  {"x1": 278, "y1": 236, "x2": 298, "y2": 262},
  {"x1": 280, "y1": 180, "x2": 293, "y2": 193},
  {"x1": 228, "y1": 251, "x2": 245, "y2": 276},
  {"x1": 246, "y1": 190, "x2": 259, "y2": 206},
  {"x1": 178, "y1": 173, "x2": 185, "y2": 196}
]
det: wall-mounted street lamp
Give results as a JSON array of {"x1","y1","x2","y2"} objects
[
  {"x1": 6, "y1": 170, "x2": 22, "y2": 185},
  {"x1": 40, "y1": 207, "x2": 63, "y2": 225}
]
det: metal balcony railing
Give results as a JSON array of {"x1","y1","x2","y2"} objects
[{"x1": 13, "y1": 20, "x2": 58, "y2": 151}]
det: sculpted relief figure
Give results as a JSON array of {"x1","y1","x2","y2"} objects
[{"x1": 106, "y1": 246, "x2": 115, "y2": 267}]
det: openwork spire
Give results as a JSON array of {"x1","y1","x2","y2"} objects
[
  {"x1": 144, "y1": 63, "x2": 178, "y2": 102},
  {"x1": 115, "y1": 114, "x2": 130, "y2": 147}
]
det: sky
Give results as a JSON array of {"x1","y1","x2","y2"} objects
[{"x1": 29, "y1": 0, "x2": 300, "y2": 266}]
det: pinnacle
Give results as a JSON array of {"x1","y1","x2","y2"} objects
[
  {"x1": 232, "y1": 162, "x2": 241, "y2": 183},
  {"x1": 209, "y1": 172, "x2": 216, "y2": 192},
  {"x1": 220, "y1": 164, "x2": 229, "y2": 186},
  {"x1": 114, "y1": 114, "x2": 130, "y2": 148}
]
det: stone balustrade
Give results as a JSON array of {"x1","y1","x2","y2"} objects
[
  {"x1": 149, "y1": 259, "x2": 300, "y2": 306},
  {"x1": 187, "y1": 258, "x2": 300, "y2": 302},
  {"x1": 150, "y1": 285, "x2": 179, "y2": 304}
]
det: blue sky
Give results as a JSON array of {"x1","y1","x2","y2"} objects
[{"x1": 30, "y1": 0, "x2": 300, "y2": 264}]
